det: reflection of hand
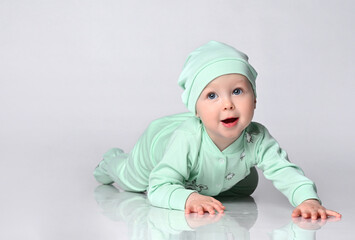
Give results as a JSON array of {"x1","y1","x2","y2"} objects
[
  {"x1": 292, "y1": 217, "x2": 326, "y2": 230},
  {"x1": 185, "y1": 212, "x2": 224, "y2": 229},
  {"x1": 185, "y1": 193, "x2": 225, "y2": 215},
  {"x1": 292, "y1": 215, "x2": 341, "y2": 230},
  {"x1": 95, "y1": 188, "x2": 258, "y2": 240},
  {"x1": 292, "y1": 199, "x2": 342, "y2": 220}
]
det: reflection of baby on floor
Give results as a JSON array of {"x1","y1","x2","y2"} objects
[
  {"x1": 270, "y1": 217, "x2": 340, "y2": 240},
  {"x1": 94, "y1": 185, "x2": 257, "y2": 240},
  {"x1": 95, "y1": 185, "x2": 338, "y2": 240}
]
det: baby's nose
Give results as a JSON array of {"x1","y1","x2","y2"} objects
[{"x1": 223, "y1": 99, "x2": 235, "y2": 110}]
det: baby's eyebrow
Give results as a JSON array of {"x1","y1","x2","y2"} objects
[
  {"x1": 201, "y1": 85, "x2": 215, "y2": 91},
  {"x1": 202, "y1": 88, "x2": 219, "y2": 94}
]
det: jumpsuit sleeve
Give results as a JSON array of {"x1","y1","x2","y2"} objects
[
  {"x1": 255, "y1": 126, "x2": 321, "y2": 207},
  {"x1": 147, "y1": 131, "x2": 198, "y2": 211}
]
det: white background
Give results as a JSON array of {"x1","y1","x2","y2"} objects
[{"x1": 1, "y1": 0, "x2": 354, "y2": 239}]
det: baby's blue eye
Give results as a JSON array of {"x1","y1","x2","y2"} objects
[
  {"x1": 207, "y1": 92, "x2": 217, "y2": 99},
  {"x1": 233, "y1": 88, "x2": 243, "y2": 95}
]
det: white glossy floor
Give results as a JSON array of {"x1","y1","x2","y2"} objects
[{"x1": 0, "y1": 149, "x2": 353, "y2": 240}]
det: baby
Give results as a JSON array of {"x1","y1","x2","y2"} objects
[{"x1": 94, "y1": 41, "x2": 341, "y2": 219}]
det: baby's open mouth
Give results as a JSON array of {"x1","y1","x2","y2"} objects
[
  {"x1": 221, "y1": 117, "x2": 238, "y2": 124},
  {"x1": 221, "y1": 117, "x2": 239, "y2": 127}
]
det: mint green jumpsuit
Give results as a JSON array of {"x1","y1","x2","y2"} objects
[{"x1": 94, "y1": 113, "x2": 319, "y2": 210}]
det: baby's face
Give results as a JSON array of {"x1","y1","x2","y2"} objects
[{"x1": 196, "y1": 74, "x2": 256, "y2": 151}]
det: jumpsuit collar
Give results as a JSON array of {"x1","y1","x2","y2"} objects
[{"x1": 202, "y1": 125, "x2": 245, "y2": 155}]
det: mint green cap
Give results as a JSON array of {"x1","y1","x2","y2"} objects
[{"x1": 178, "y1": 41, "x2": 258, "y2": 113}]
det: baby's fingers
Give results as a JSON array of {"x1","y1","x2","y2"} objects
[
  {"x1": 317, "y1": 208, "x2": 327, "y2": 219},
  {"x1": 292, "y1": 209, "x2": 314, "y2": 219},
  {"x1": 212, "y1": 198, "x2": 225, "y2": 209},
  {"x1": 211, "y1": 202, "x2": 225, "y2": 214},
  {"x1": 196, "y1": 205, "x2": 204, "y2": 215},
  {"x1": 185, "y1": 207, "x2": 192, "y2": 214},
  {"x1": 200, "y1": 203, "x2": 223, "y2": 215},
  {"x1": 204, "y1": 204, "x2": 216, "y2": 215},
  {"x1": 325, "y1": 209, "x2": 342, "y2": 218},
  {"x1": 292, "y1": 208, "x2": 302, "y2": 217},
  {"x1": 185, "y1": 204, "x2": 209, "y2": 215}
]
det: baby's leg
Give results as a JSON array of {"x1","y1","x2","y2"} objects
[
  {"x1": 217, "y1": 167, "x2": 259, "y2": 198},
  {"x1": 94, "y1": 148, "x2": 148, "y2": 192}
]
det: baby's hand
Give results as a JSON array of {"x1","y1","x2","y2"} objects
[
  {"x1": 185, "y1": 192, "x2": 225, "y2": 215},
  {"x1": 292, "y1": 199, "x2": 342, "y2": 220}
]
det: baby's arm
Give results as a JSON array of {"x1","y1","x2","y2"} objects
[
  {"x1": 185, "y1": 192, "x2": 225, "y2": 215},
  {"x1": 292, "y1": 199, "x2": 341, "y2": 219}
]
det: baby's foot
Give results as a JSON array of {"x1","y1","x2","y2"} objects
[{"x1": 93, "y1": 161, "x2": 114, "y2": 184}]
